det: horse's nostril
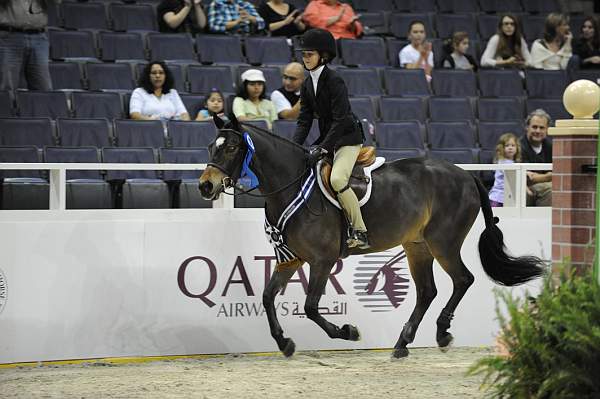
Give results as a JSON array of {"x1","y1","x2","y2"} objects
[{"x1": 199, "y1": 181, "x2": 213, "y2": 197}]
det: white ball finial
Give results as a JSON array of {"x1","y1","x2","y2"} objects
[{"x1": 562, "y1": 79, "x2": 600, "y2": 119}]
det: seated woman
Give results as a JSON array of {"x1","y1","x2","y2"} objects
[
  {"x1": 530, "y1": 13, "x2": 572, "y2": 70},
  {"x1": 157, "y1": 0, "x2": 207, "y2": 33},
  {"x1": 481, "y1": 14, "x2": 531, "y2": 68},
  {"x1": 440, "y1": 31, "x2": 478, "y2": 70},
  {"x1": 258, "y1": 0, "x2": 305, "y2": 37},
  {"x1": 573, "y1": 16, "x2": 600, "y2": 69},
  {"x1": 232, "y1": 69, "x2": 278, "y2": 129},
  {"x1": 130, "y1": 61, "x2": 190, "y2": 121},
  {"x1": 302, "y1": 0, "x2": 362, "y2": 40}
]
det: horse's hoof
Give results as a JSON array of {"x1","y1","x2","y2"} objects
[
  {"x1": 341, "y1": 324, "x2": 361, "y2": 341},
  {"x1": 391, "y1": 347, "x2": 409, "y2": 359},
  {"x1": 438, "y1": 333, "x2": 454, "y2": 352},
  {"x1": 281, "y1": 338, "x2": 296, "y2": 358}
]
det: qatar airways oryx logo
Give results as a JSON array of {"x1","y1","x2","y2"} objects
[
  {"x1": 354, "y1": 250, "x2": 410, "y2": 312},
  {"x1": 0, "y1": 268, "x2": 7, "y2": 315}
]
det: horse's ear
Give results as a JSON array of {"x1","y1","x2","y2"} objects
[
  {"x1": 213, "y1": 114, "x2": 225, "y2": 130},
  {"x1": 228, "y1": 112, "x2": 241, "y2": 131}
]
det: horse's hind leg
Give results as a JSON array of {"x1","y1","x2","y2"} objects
[
  {"x1": 263, "y1": 266, "x2": 299, "y2": 357},
  {"x1": 392, "y1": 242, "x2": 436, "y2": 359},
  {"x1": 304, "y1": 261, "x2": 361, "y2": 341}
]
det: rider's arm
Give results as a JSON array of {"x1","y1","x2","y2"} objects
[{"x1": 293, "y1": 83, "x2": 312, "y2": 145}]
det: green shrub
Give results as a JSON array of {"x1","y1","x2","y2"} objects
[{"x1": 469, "y1": 267, "x2": 600, "y2": 398}]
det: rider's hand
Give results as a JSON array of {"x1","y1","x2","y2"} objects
[{"x1": 308, "y1": 146, "x2": 327, "y2": 165}]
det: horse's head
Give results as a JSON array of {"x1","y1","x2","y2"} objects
[{"x1": 199, "y1": 115, "x2": 247, "y2": 200}]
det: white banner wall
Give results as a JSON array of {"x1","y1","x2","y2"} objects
[{"x1": 0, "y1": 209, "x2": 550, "y2": 363}]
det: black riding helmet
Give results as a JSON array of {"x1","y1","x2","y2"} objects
[{"x1": 298, "y1": 28, "x2": 336, "y2": 67}]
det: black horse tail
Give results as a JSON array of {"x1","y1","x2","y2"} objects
[{"x1": 473, "y1": 176, "x2": 546, "y2": 286}]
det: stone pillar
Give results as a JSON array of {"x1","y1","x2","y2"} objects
[{"x1": 549, "y1": 80, "x2": 600, "y2": 271}]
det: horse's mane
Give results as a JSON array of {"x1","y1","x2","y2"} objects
[{"x1": 238, "y1": 122, "x2": 308, "y2": 153}]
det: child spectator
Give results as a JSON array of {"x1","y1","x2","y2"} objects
[
  {"x1": 440, "y1": 31, "x2": 478, "y2": 70},
  {"x1": 488, "y1": 133, "x2": 521, "y2": 207},
  {"x1": 399, "y1": 20, "x2": 434, "y2": 81},
  {"x1": 196, "y1": 88, "x2": 229, "y2": 121},
  {"x1": 573, "y1": 16, "x2": 600, "y2": 69},
  {"x1": 481, "y1": 14, "x2": 531, "y2": 69},
  {"x1": 530, "y1": 13, "x2": 572, "y2": 70}
]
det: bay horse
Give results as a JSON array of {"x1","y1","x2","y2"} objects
[{"x1": 198, "y1": 116, "x2": 545, "y2": 359}]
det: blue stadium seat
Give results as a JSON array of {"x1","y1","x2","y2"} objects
[
  {"x1": 72, "y1": 91, "x2": 124, "y2": 120},
  {"x1": 109, "y1": 3, "x2": 158, "y2": 31},
  {"x1": 525, "y1": 98, "x2": 572, "y2": 121},
  {"x1": 429, "y1": 97, "x2": 474, "y2": 121},
  {"x1": 522, "y1": 15, "x2": 546, "y2": 42},
  {"x1": 47, "y1": 1, "x2": 60, "y2": 27},
  {"x1": 44, "y1": 147, "x2": 111, "y2": 209},
  {"x1": 160, "y1": 147, "x2": 211, "y2": 208},
  {"x1": 99, "y1": 32, "x2": 146, "y2": 62},
  {"x1": 352, "y1": 0, "x2": 394, "y2": 12},
  {"x1": 168, "y1": 120, "x2": 216, "y2": 147},
  {"x1": 339, "y1": 37, "x2": 387, "y2": 67},
  {"x1": 572, "y1": 69, "x2": 600, "y2": 84},
  {"x1": 377, "y1": 148, "x2": 426, "y2": 161},
  {"x1": 389, "y1": 13, "x2": 435, "y2": 39},
  {"x1": 180, "y1": 94, "x2": 206, "y2": 119},
  {"x1": 479, "y1": 148, "x2": 495, "y2": 188},
  {"x1": 477, "y1": 121, "x2": 524, "y2": 150},
  {"x1": 349, "y1": 97, "x2": 377, "y2": 123},
  {"x1": 431, "y1": 69, "x2": 477, "y2": 97},
  {"x1": 522, "y1": 0, "x2": 559, "y2": 13},
  {"x1": 429, "y1": 148, "x2": 477, "y2": 164},
  {"x1": 385, "y1": 38, "x2": 408, "y2": 68},
  {"x1": 526, "y1": 70, "x2": 568, "y2": 98},
  {"x1": 48, "y1": 30, "x2": 97, "y2": 61},
  {"x1": 427, "y1": 121, "x2": 476, "y2": 149},
  {"x1": 395, "y1": 0, "x2": 436, "y2": 12},
  {"x1": 272, "y1": 120, "x2": 297, "y2": 140},
  {"x1": 57, "y1": 118, "x2": 112, "y2": 148},
  {"x1": 0, "y1": 118, "x2": 55, "y2": 148},
  {"x1": 0, "y1": 146, "x2": 48, "y2": 210},
  {"x1": 245, "y1": 37, "x2": 291, "y2": 65},
  {"x1": 61, "y1": 2, "x2": 108, "y2": 30},
  {"x1": 102, "y1": 147, "x2": 170, "y2": 209},
  {"x1": 478, "y1": 0, "x2": 522, "y2": 12},
  {"x1": 242, "y1": 120, "x2": 270, "y2": 131},
  {"x1": 436, "y1": 0, "x2": 478, "y2": 12},
  {"x1": 49, "y1": 62, "x2": 83, "y2": 90},
  {"x1": 384, "y1": 68, "x2": 430, "y2": 96},
  {"x1": 478, "y1": 97, "x2": 524, "y2": 121},
  {"x1": 478, "y1": 69, "x2": 525, "y2": 97},
  {"x1": 114, "y1": 119, "x2": 166, "y2": 148},
  {"x1": 359, "y1": 12, "x2": 388, "y2": 35},
  {"x1": 478, "y1": 14, "x2": 500, "y2": 41},
  {"x1": 16, "y1": 90, "x2": 70, "y2": 119},
  {"x1": 188, "y1": 65, "x2": 235, "y2": 94},
  {"x1": 380, "y1": 97, "x2": 426, "y2": 122},
  {"x1": 135, "y1": 63, "x2": 187, "y2": 93},
  {"x1": 237, "y1": 66, "x2": 281, "y2": 95},
  {"x1": 0, "y1": 91, "x2": 13, "y2": 117},
  {"x1": 86, "y1": 63, "x2": 135, "y2": 91},
  {"x1": 196, "y1": 35, "x2": 245, "y2": 64},
  {"x1": 147, "y1": 33, "x2": 196, "y2": 62},
  {"x1": 434, "y1": 13, "x2": 478, "y2": 39},
  {"x1": 375, "y1": 121, "x2": 425, "y2": 149},
  {"x1": 337, "y1": 68, "x2": 383, "y2": 95}
]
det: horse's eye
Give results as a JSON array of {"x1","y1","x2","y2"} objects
[{"x1": 225, "y1": 145, "x2": 237, "y2": 153}]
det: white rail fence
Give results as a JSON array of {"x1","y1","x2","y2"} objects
[{"x1": 0, "y1": 162, "x2": 552, "y2": 211}]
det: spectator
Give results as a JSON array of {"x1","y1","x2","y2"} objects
[
  {"x1": 303, "y1": 0, "x2": 363, "y2": 40},
  {"x1": 258, "y1": 0, "x2": 305, "y2": 37},
  {"x1": 233, "y1": 69, "x2": 278, "y2": 129},
  {"x1": 399, "y1": 20, "x2": 434, "y2": 82},
  {"x1": 488, "y1": 133, "x2": 521, "y2": 207},
  {"x1": 157, "y1": 0, "x2": 207, "y2": 33},
  {"x1": 530, "y1": 13, "x2": 572, "y2": 70},
  {"x1": 270, "y1": 62, "x2": 304, "y2": 120},
  {"x1": 0, "y1": 0, "x2": 55, "y2": 91},
  {"x1": 196, "y1": 88, "x2": 228, "y2": 122},
  {"x1": 481, "y1": 14, "x2": 531, "y2": 69},
  {"x1": 441, "y1": 31, "x2": 478, "y2": 71},
  {"x1": 520, "y1": 109, "x2": 552, "y2": 207},
  {"x1": 130, "y1": 61, "x2": 190, "y2": 121},
  {"x1": 208, "y1": 0, "x2": 265, "y2": 34},
  {"x1": 573, "y1": 16, "x2": 600, "y2": 69}
]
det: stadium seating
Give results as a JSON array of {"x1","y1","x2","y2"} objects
[
  {"x1": 429, "y1": 97, "x2": 475, "y2": 122},
  {"x1": 380, "y1": 97, "x2": 426, "y2": 122},
  {"x1": 0, "y1": 91, "x2": 13, "y2": 117},
  {"x1": 477, "y1": 97, "x2": 524, "y2": 121},
  {"x1": 61, "y1": 1, "x2": 108, "y2": 31},
  {"x1": 196, "y1": 35, "x2": 245, "y2": 64},
  {"x1": 99, "y1": 32, "x2": 146, "y2": 62},
  {"x1": 114, "y1": 119, "x2": 166, "y2": 148},
  {"x1": 16, "y1": 91, "x2": 70, "y2": 119},
  {"x1": 431, "y1": 69, "x2": 477, "y2": 97},
  {"x1": 109, "y1": 3, "x2": 158, "y2": 32},
  {"x1": 384, "y1": 68, "x2": 430, "y2": 96},
  {"x1": 478, "y1": 0, "x2": 522, "y2": 13},
  {"x1": 57, "y1": 118, "x2": 112, "y2": 148},
  {"x1": 427, "y1": 121, "x2": 477, "y2": 149},
  {"x1": 49, "y1": 62, "x2": 83, "y2": 90},
  {"x1": 72, "y1": 92, "x2": 124, "y2": 120},
  {"x1": 478, "y1": 69, "x2": 525, "y2": 97},
  {"x1": 436, "y1": 0, "x2": 478, "y2": 13},
  {"x1": 477, "y1": 121, "x2": 524, "y2": 150},
  {"x1": 429, "y1": 148, "x2": 478, "y2": 164},
  {"x1": 160, "y1": 147, "x2": 212, "y2": 208},
  {"x1": 337, "y1": 68, "x2": 383, "y2": 96},
  {"x1": 0, "y1": 118, "x2": 55, "y2": 148},
  {"x1": 48, "y1": 30, "x2": 97, "y2": 61},
  {"x1": 245, "y1": 37, "x2": 291, "y2": 65},
  {"x1": 349, "y1": 97, "x2": 377, "y2": 124},
  {"x1": 376, "y1": 148, "x2": 426, "y2": 161},
  {"x1": 339, "y1": 37, "x2": 387, "y2": 67},
  {"x1": 188, "y1": 65, "x2": 235, "y2": 94},
  {"x1": 0, "y1": 146, "x2": 48, "y2": 210},
  {"x1": 168, "y1": 120, "x2": 216, "y2": 147},
  {"x1": 375, "y1": 121, "x2": 426, "y2": 149}
]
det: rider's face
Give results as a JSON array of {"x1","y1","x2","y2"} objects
[{"x1": 302, "y1": 50, "x2": 320, "y2": 70}]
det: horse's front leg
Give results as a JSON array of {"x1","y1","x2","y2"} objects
[
  {"x1": 263, "y1": 265, "x2": 298, "y2": 357},
  {"x1": 304, "y1": 261, "x2": 361, "y2": 341}
]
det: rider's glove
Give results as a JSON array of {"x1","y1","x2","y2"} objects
[{"x1": 308, "y1": 146, "x2": 327, "y2": 166}]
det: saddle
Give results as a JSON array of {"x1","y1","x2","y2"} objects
[{"x1": 320, "y1": 146, "x2": 377, "y2": 200}]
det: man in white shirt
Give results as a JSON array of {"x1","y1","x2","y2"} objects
[
  {"x1": 399, "y1": 20, "x2": 434, "y2": 81},
  {"x1": 270, "y1": 62, "x2": 305, "y2": 120}
]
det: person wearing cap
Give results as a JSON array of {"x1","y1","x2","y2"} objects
[
  {"x1": 270, "y1": 62, "x2": 304, "y2": 120},
  {"x1": 232, "y1": 69, "x2": 278, "y2": 129},
  {"x1": 293, "y1": 28, "x2": 369, "y2": 249}
]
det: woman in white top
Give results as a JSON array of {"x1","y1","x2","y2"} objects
[
  {"x1": 481, "y1": 14, "x2": 531, "y2": 68},
  {"x1": 530, "y1": 13, "x2": 572, "y2": 70},
  {"x1": 130, "y1": 61, "x2": 190, "y2": 121}
]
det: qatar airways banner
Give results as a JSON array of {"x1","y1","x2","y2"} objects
[{"x1": 0, "y1": 209, "x2": 549, "y2": 363}]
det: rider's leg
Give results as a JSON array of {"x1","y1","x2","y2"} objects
[{"x1": 330, "y1": 144, "x2": 369, "y2": 248}]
